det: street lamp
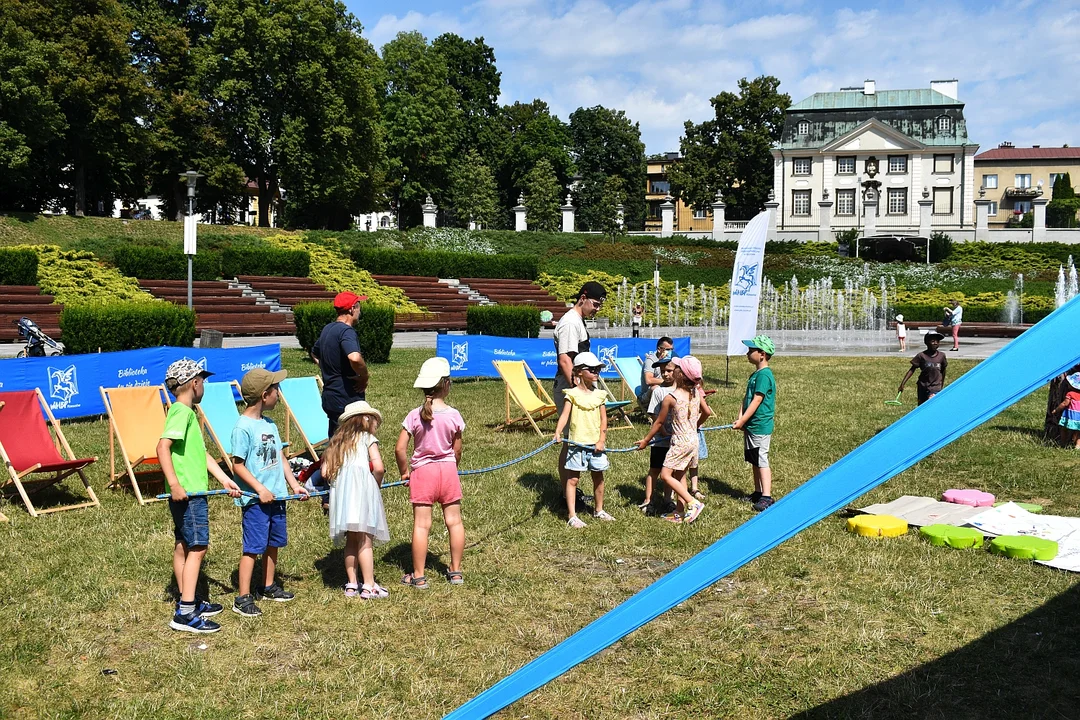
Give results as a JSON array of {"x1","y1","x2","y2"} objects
[{"x1": 179, "y1": 170, "x2": 203, "y2": 310}]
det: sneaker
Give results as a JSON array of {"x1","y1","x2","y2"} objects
[
  {"x1": 684, "y1": 501, "x2": 705, "y2": 524},
  {"x1": 744, "y1": 491, "x2": 763, "y2": 504},
  {"x1": 567, "y1": 515, "x2": 588, "y2": 529},
  {"x1": 593, "y1": 510, "x2": 615, "y2": 522},
  {"x1": 194, "y1": 598, "x2": 223, "y2": 617},
  {"x1": 661, "y1": 512, "x2": 683, "y2": 524},
  {"x1": 752, "y1": 496, "x2": 775, "y2": 512},
  {"x1": 169, "y1": 612, "x2": 221, "y2": 634},
  {"x1": 256, "y1": 583, "x2": 294, "y2": 602},
  {"x1": 232, "y1": 594, "x2": 262, "y2": 617}
]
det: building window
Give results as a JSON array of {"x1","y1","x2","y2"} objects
[
  {"x1": 937, "y1": 115, "x2": 953, "y2": 133},
  {"x1": 650, "y1": 180, "x2": 670, "y2": 194},
  {"x1": 692, "y1": 207, "x2": 708, "y2": 219},
  {"x1": 887, "y1": 188, "x2": 908, "y2": 215},
  {"x1": 887, "y1": 155, "x2": 907, "y2": 174},
  {"x1": 933, "y1": 154, "x2": 953, "y2": 173},
  {"x1": 983, "y1": 174, "x2": 998, "y2": 189},
  {"x1": 1051, "y1": 173, "x2": 1067, "y2": 189},
  {"x1": 836, "y1": 189, "x2": 856, "y2": 216},
  {"x1": 1014, "y1": 200, "x2": 1033, "y2": 214},
  {"x1": 647, "y1": 201, "x2": 661, "y2": 219},
  {"x1": 792, "y1": 190, "x2": 811, "y2": 215},
  {"x1": 836, "y1": 156, "x2": 856, "y2": 174},
  {"x1": 1015, "y1": 174, "x2": 1031, "y2": 189},
  {"x1": 797, "y1": 120, "x2": 810, "y2": 135},
  {"x1": 793, "y1": 158, "x2": 812, "y2": 176},
  {"x1": 988, "y1": 201, "x2": 998, "y2": 215},
  {"x1": 933, "y1": 187, "x2": 954, "y2": 215}
]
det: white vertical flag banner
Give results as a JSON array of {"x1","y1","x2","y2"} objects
[
  {"x1": 183, "y1": 214, "x2": 197, "y2": 255},
  {"x1": 726, "y1": 208, "x2": 772, "y2": 356}
]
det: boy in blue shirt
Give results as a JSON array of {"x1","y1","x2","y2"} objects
[
  {"x1": 732, "y1": 335, "x2": 777, "y2": 512},
  {"x1": 231, "y1": 368, "x2": 308, "y2": 617}
]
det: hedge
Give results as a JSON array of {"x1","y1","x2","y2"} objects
[
  {"x1": 0, "y1": 248, "x2": 38, "y2": 285},
  {"x1": 113, "y1": 245, "x2": 220, "y2": 281},
  {"x1": 351, "y1": 247, "x2": 538, "y2": 280},
  {"x1": 292, "y1": 301, "x2": 394, "y2": 363},
  {"x1": 221, "y1": 247, "x2": 309, "y2": 278},
  {"x1": 890, "y1": 304, "x2": 1053, "y2": 324},
  {"x1": 59, "y1": 302, "x2": 196, "y2": 353},
  {"x1": 466, "y1": 305, "x2": 542, "y2": 338}
]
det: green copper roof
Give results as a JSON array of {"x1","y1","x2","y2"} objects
[{"x1": 790, "y1": 89, "x2": 961, "y2": 111}]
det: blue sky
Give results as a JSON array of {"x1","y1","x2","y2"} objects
[{"x1": 344, "y1": 0, "x2": 1080, "y2": 155}]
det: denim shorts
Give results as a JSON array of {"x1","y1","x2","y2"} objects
[
  {"x1": 698, "y1": 429, "x2": 709, "y2": 460},
  {"x1": 170, "y1": 496, "x2": 209, "y2": 548},
  {"x1": 565, "y1": 446, "x2": 610, "y2": 473},
  {"x1": 241, "y1": 501, "x2": 288, "y2": 554}
]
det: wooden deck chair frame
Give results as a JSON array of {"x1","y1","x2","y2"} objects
[
  {"x1": 0, "y1": 389, "x2": 100, "y2": 519},
  {"x1": 596, "y1": 375, "x2": 635, "y2": 430},
  {"x1": 196, "y1": 380, "x2": 244, "y2": 473},
  {"x1": 279, "y1": 375, "x2": 329, "y2": 461},
  {"x1": 100, "y1": 385, "x2": 171, "y2": 506},
  {"x1": 492, "y1": 360, "x2": 558, "y2": 435}
]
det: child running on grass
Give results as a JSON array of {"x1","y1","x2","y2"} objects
[
  {"x1": 898, "y1": 331, "x2": 947, "y2": 406},
  {"x1": 324, "y1": 401, "x2": 391, "y2": 599},
  {"x1": 640, "y1": 356, "x2": 675, "y2": 513},
  {"x1": 157, "y1": 359, "x2": 242, "y2": 634},
  {"x1": 733, "y1": 335, "x2": 778, "y2": 512},
  {"x1": 396, "y1": 357, "x2": 466, "y2": 588},
  {"x1": 229, "y1": 369, "x2": 308, "y2": 618},
  {"x1": 554, "y1": 352, "x2": 612, "y2": 528},
  {"x1": 636, "y1": 356, "x2": 707, "y2": 524},
  {"x1": 1053, "y1": 372, "x2": 1080, "y2": 449}
]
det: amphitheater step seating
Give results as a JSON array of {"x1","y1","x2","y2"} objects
[
  {"x1": 139, "y1": 279, "x2": 296, "y2": 336},
  {"x1": 234, "y1": 275, "x2": 336, "y2": 309},
  {"x1": 458, "y1": 278, "x2": 569, "y2": 323},
  {"x1": 0, "y1": 286, "x2": 62, "y2": 341},
  {"x1": 371, "y1": 275, "x2": 479, "y2": 330}
]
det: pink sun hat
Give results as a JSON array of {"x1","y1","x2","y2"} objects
[{"x1": 671, "y1": 355, "x2": 703, "y2": 384}]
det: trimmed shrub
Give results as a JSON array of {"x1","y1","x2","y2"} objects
[
  {"x1": 60, "y1": 302, "x2": 196, "y2": 353},
  {"x1": 113, "y1": 245, "x2": 220, "y2": 281},
  {"x1": 293, "y1": 301, "x2": 337, "y2": 352},
  {"x1": 221, "y1": 247, "x2": 310, "y2": 278},
  {"x1": 928, "y1": 231, "x2": 954, "y2": 262},
  {"x1": 890, "y1": 303, "x2": 1053, "y2": 324},
  {"x1": 466, "y1": 305, "x2": 542, "y2": 338},
  {"x1": 0, "y1": 248, "x2": 38, "y2": 285},
  {"x1": 351, "y1": 247, "x2": 538, "y2": 280},
  {"x1": 292, "y1": 300, "x2": 394, "y2": 363}
]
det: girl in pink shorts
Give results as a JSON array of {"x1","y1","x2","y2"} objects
[{"x1": 395, "y1": 357, "x2": 466, "y2": 589}]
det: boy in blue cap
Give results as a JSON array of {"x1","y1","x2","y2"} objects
[{"x1": 732, "y1": 335, "x2": 777, "y2": 511}]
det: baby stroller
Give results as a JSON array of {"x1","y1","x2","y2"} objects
[{"x1": 15, "y1": 317, "x2": 65, "y2": 358}]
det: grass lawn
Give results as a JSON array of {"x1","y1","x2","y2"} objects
[{"x1": 2, "y1": 349, "x2": 1079, "y2": 719}]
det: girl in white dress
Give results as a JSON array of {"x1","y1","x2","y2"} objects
[{"x1": 323, "y1": 401, "x2": 390, "y2": 599}]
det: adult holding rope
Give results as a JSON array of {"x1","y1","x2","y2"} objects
[{"x1": 311, "y1": 291, "x2": 370, "y2": 438}]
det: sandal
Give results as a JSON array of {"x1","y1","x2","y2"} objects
[
  {"x1": 401, "y1": 573, "x2": 429, "y2": 590},
  {"x1": 637, "y1": 500, "x2": 651, "y2": 512},
  {"x1": 344, "y1": 583, "x2": 359, "y2": 598},
  {"x1": 446, "y1": 570, "x2": 464, "y2": 586},
  {"x1": 692, "y1": 490, "x2": 707, "y2": 502},
  {"x1": 360, "y1": 583, "x2": 389, "y2": 599},
  {"x1": 661, "y1": 512, "x2": 683, "y2": 524}
]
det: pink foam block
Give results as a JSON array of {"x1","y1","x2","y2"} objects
[{"x1": 942, "y1": 489, "x2": 996, "y2": 507}]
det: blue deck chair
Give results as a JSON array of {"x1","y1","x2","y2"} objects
[
  {"x1": 196, "y1": 380, "x2": 243, "y2": 472},
  {"x1": 595, "y1": 374, "x2": 635, "y2": 430},
  {"x1": 611, "y1": 356, "x2": 645, "y2": 405},
  {"x1": 278, "y1": 376, "x2": 330, "y2": 460}
]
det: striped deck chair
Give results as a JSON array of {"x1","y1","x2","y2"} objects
[
  {"x1": 196, "y1": 380, "x2": 244, "y2": 472},
  {"x1": 492, "y1": 360, "x2": 558, "y2": 435},
  {"x1": 278, "y1": 376, "x2": 329, "y2": 460},
  {"x1": 0, "y1": 388, "x2": 100, "y2": 519},
  {"x1": 101, "y1": 385, "x2": 171, "y2": 505}
]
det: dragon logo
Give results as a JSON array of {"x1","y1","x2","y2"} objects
[
  {"x1": 48, "y1": 365, "x2": 79, "y2": 408},
  {"x1": 450, "y1": 341, "x2": 468, "y2": 371},
  {"x1": 732, "y1": 262, "x2": 759, "y2": 297},
  {"x1": 597, "y1": 345, "x2": 618, "y2": 370},
  {"x1": 182, "y1": 355, "x2": 209, "y2": 372}
]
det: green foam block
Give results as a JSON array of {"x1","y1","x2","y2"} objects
[
  {"x1": 919, "y1": 524, "x2": 984, "y2": 549},
  {"x1": 989, "y1": 535, "x2": 1058, "y2": 561},
  {"x1": 993, "y1": 501, "x2": 1043, "y2": 513}
]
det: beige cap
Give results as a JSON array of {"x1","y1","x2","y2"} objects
[
  {"x1": 414, "y1": 357, "x2": 451, "y2": 388},
  {"x1": 241, "y1": 368, "x2": 288, "y2": 403},
  {"x1": 338, "y1": 400, "x2": 382, "y2": 424}
]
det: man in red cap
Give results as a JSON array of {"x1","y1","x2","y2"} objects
[{"x1": 311, "y1": 291, "x2": 369, "y2": 437}]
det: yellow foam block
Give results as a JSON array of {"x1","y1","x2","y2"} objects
[{"x1": 847, "y1": 514, "x2": 908, "y2": 538}]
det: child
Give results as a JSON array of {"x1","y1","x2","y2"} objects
[
  {"x1": 157, "y1": 359, "x2": 242, "y2": 634},
  {"x1": 396, "y1": 357, "x2": 466, "y2": 588},
  {"x1": 733, "y1": 335, "x2": 777, "y2": 512},
  {"x1": 229, "y1": 369, "x2": 308, "y2": 617},
  {"x1": 895, "y1": 314, "x2": 907, "y2": 352},
  {"x1": 554, "y1": 352, "x2": 612, "y2": 528},
  {"x1": 1053, "y1": 372, "x2": 1080, "y2": 449},
  {"x1": 636, "y1": 356, "x2": 707, "y2": 524},
  {"x1": 324, "y1": 400, "x2": 391, "y2": 598},
  {"x1": 640, "y1": 356, "x2": 675, "y2": 513},
  {"x1": 631, "y1": 303, "x2": 644, "y2": 338},
  {"x1": 898, "y1": 331, "x2": 947, "y2": 406}
]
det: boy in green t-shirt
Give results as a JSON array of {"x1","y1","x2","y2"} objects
[
  {"x1": 157, "y1": 359, "x2": 242, "y2": 634},
  {"x1": 732, "y1": 335, "x2": 777, "y2": 512}
]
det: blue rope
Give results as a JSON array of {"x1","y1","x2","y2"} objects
[
  {"x1": 155, "y1": 489, "x2": 257, "y2": 500},
  {"x1": 458, "y1": 439, "x2": 558, "y2": 475},
  {"x1": 700, "y1": 423, "x2": 734, "y2": 432}
]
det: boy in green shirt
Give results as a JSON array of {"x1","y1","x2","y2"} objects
[
  {"x1": 157, "y1": 359, "x2": 242, "y2": 634},
  {"x1": 732, "y1": 335, "x2": 777, "y2": 512}
]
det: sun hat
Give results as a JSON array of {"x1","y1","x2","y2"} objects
[
  {"x1": 671, "y1": 355, "x2": 703, "y2": 384},
  {"x1": 165, "y1": 358, "x2": 213, "y2": 389},
  {"x1": 1066, "y1": 372, "x2": 1080, "y2": 390},
  {"x1": 240, "y1": 368, "x2": 287, "y2": 404},
  {"x1": 895, "y1": 314, "x2": 904, "y2": 322},
  {"x1": 414, "y1": 356, "x2": 451, "y2": 388},
  {"x1": 742, "y1": 334, "x2": 776, "y2": 356},
  {"x1": 338, "y1": 400, "x2": 382, "y2": 425},
  {"x1": 572, "y1": 351, "x2": 605, "y2": 370},
  {"x1": 333, "y1": 291, "x2": 367, "y2": 311}
]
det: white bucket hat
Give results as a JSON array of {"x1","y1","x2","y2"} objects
[
  {"x1": 895, "y1": 314, "x2": 904, "y2": 322},
  {"x1": 338, "y1": 400, "x2": 382, "y2": 424},
  {"x1": 414, "y1": 356, "x2": 451, "y2": 389}
]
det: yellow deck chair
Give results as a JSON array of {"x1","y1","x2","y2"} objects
[
  {"x1": 492, "y1": 360, "x2": 558, "y2": 435},
  {"x1": 100, "y1": 385, "x2": 171, "y2": 505}
]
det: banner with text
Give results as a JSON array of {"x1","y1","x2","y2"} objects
[
  {"x1": 436, "y1": 335, "x2": 691, "y2": 380},
  {"x1": 0, "y1": 344, "x2": 281, "y2": 420},
  {"x1": 726, "y1": 208, "x2": 772, "y2": 356}
]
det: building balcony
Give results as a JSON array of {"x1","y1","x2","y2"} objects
[{"x1": 1004, "y1": 187, "x2": 1042, "y2": 199}]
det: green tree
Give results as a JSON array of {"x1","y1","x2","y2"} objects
[
  {"x1": 447, "y1": 148, "x2": 498, "y2": 228},
  {"x1": 596, "y1": 175, "x2": 627, "y2": 240},
  {"x1": 568, "y1": 106, "x2": 646, "y2": 231},
  {"x1": 522, "y1": 158, "x2": 561, "y2": 232},
  {"x1": 431, "y1": 33, "x2": 500, "y2": 158},
  {"x1": 1048, "y1": 172, "x2": 1079, "y2": 228},
  {"x1": 668, "y1": 76, "x2": 789, "y2": 220},
  {"x1": 494, "y1": 100, "x2": 573, "y2": 223}
]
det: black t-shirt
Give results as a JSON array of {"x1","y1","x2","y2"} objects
[
  {"x1": 312, "y1": 321, "x2": 364, "y2": 413},
  {"x1": 912, "y1": 350, "x2": 947, "y2": 393}
]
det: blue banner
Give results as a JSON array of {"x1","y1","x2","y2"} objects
[
  {"x1": 436, "y1": 335, "x2": 691, "y2": 380},
  {"x1": 0, "y1": 345, "x2": 281, "y2": 420}
]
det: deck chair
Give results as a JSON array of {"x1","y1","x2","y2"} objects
[
  {"x1": 595, "y1": 376, "x2": 635, "y2": 430},
  {"x1": 492, "y1": 360, "x2": 558, "y2": 435},
  {"x1": 278, "y1": 376, "x2": 329, "y2": 460},
  {"x1": 101, "y1": 385, "x2": 171, "y2": 505},
  {"x1": 612, "y1": 356, "x2": 646, "y2": 405},
  {"x1": 0, "y1": 389, "x2": 100, "y2": 519},
  {"x1": 196, "y1": 380, "x2": 243, "y2": 472}
]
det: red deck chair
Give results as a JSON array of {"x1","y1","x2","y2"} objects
[{"x1": 0, "y1": 388, "x2": 100, "y2": 519}]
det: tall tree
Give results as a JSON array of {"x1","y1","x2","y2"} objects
[
  {"x1": 522, "y1": 158, "x2": 561, "y2": 232},
  {"x1": 668, "y1": 76, "x2": 789, "y2": 220},
  {"x1": 568, "y1": 105, "x2": 646, "y2": 231},
  {"x1": 431, "y1": 33, "x2": 500, "y2": 159},
  {"x1": 447, "y1": 148, "x2": 498, "y2": 229},
  {"x1": 596, "y1": 175, "x2": 627, "y2": 240},
  {"x1": 494, "y1": 100, "x2": 574, "y2": 223}
]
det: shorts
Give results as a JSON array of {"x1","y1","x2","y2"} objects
[
  {"x1": 553, "y1": 377, "x2": 572, "y2": 419},
  {"x1": 649, "y1": 444, "x2": 670, "y2": 469},
  {"x1": 410, "y1": 461, "x2": 463, "y2": 506},
  {"x1": 917, "y1": 386, "x2": 939, "y2": 406},
  {"x1": 241, "y1": 501, "x2": 288, "y2": 554},
  {"x1": 743, "y1": 432, "x2": 772, "y2": 469},
  {"x1": 565, "y1": 445, "x2": 610, "y2": 473},
  {"x1": 698, "y1": 430, "x2": 708, "y2": 460},
  {"x1": 170, "y1": 496, "x2": 209, "y2": 548}
]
